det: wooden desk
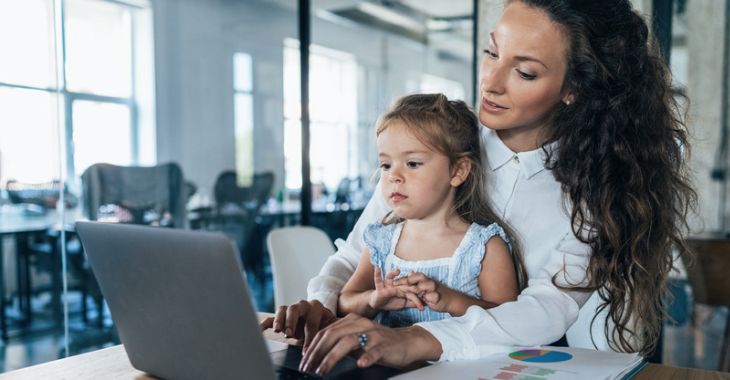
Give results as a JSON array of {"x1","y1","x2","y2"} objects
[
  {"x1": 0, "y1": 206, "x2": 83, "y2": 341},
  {"x1": 1, "y1": 313, "x2": 728, "y2": 379}
]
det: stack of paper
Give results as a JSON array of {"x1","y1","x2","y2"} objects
[{"x1": 392, "y1": 346, "x2": 645, "y2": 380}]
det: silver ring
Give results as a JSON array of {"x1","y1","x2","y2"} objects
[{"x1": 357, "y1": 333, "x2": 368, "y2": 349}]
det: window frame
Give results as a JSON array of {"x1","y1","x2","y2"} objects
[{"x1": 0, "y1": 0, "x2": 146, "y2": 182}]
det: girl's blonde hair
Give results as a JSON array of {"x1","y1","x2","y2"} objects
[{"x1": 376, "y1": 93, "x2": 527, "y2": 290}]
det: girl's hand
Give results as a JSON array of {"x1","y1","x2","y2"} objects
[
  {"x1": 369, "y1": 267, "x2": 424, "y2": 311},
  {"x1": 394, "y1": 272, "x2": 464, "y2": 314}
]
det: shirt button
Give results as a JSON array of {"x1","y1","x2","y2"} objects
[{"x1": 512, "y1": 155, "x2": 520, "y2": 164}]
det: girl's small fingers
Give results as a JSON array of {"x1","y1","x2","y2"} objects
[
  {"x1": 424, "y1": 291, "x2": 440, "y2": 304},
  {"x1": 373, "y1": 267, "x2": 384, "y2": 288},
  {"x1": 385, "y1": 269, "x2": 400, "y2": 279},
  {"x1": 395, "y1": 284, "x2": 419, "y2": 294},
  {"x1": 405, "y1": 291, "x2": 424, "y2": 311},
  {"x1": 384, "y1": 269, "x2": 399, "y2": 287},
  {"x1": 415, "y1": 279, "x2": 437, "y2": 293}
]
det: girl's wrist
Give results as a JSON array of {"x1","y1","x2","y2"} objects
[
  {"x1": 341, "y1": 290, "x2": 377, "y2": 317},
  {"x1": 364, "y1": 290, "x2": 379, "y2": 313}
]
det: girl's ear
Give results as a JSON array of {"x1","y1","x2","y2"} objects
[{"x1": 450, "y1": 158, "x2": 471, "y2": 187}]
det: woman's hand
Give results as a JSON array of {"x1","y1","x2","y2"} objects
[
  {"x1": 298, "y1": 313, "x2": 442, "y2": 376},
  {"x1": 369, "y1": 267, "x2": 424, "y2": 311},
  {"x1": 259, "y1": 299, "x2": 337, "y2": 350}
]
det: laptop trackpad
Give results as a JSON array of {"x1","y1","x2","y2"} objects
[{"x1": 271, "y1": 345, "x2": 401, "y2": 380}]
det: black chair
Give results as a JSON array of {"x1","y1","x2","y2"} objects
[
  {"x1": 214, "y1": 171, "x2": 274, "y2": 212},
  {"x1": 81, "y1": 162, "x2": 187, "y2": 228},
  {"x1": 205, "y1": 171, "x2": 274, "y2": 283}
]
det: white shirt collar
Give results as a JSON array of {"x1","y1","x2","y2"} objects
[{"x1": 481, "y1": 126, "x2": 549, "y2": 180}]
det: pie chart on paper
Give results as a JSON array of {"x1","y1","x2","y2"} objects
[{"x1": 508, "y1": 349, "x2": 573, "y2": 363}]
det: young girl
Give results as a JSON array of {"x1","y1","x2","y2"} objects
[{"x1": 336, "y1": 94, "x2": 527, "y2": 327}]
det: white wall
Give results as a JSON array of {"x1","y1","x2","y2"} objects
[
  {"x1": 151, "y1": 0, "x2": 473, "y2": 196},
  {"x1": 686, "y1": 0, "x2": 729, "y2": 233}
]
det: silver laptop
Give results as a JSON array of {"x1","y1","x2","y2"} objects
[{"x1": 75, "y1": 221, "x2": 400, "y2": 380}]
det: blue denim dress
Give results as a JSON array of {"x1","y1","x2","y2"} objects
[{"x1": 363, "y1": 221, "x2": 511, "y2": 328}]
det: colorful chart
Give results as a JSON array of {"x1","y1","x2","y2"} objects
[{"x1": 508, "y1": 349, "x2": 573, "y2": 363}]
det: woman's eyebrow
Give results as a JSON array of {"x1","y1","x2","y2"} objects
[
  {"x1": 490, "y1": 32, "x2": 550, "y2": 70},
  {"x1": 490, "y1": 32, "x2": 498, "y2": 49}
]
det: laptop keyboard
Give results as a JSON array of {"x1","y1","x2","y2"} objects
[{"x1": 275, "y1": 365, "x2": 322, "y2": 379}]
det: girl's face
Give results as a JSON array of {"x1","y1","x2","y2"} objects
[
  {"x1": 377, "y1": 122, "x2": 459, "y2": 221},
  {"x1": 479, "y1": 1, "x2": 572, "y2": 151}
]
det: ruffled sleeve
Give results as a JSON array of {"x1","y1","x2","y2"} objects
[
  {"x1": 455, "y1": 223, "x2": 512, "y2": 282},
  {"x1": 362, "y1": 223, "x2": 393, "y2": 269}
]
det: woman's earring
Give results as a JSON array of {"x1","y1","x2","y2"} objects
[{"x1": 564, "y1": 99, "x2": 571, "y2": 106}]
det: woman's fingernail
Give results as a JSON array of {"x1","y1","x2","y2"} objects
[
  {"x1": 315, "y1": 365, "x2": 323, "y2": 375},
  {"x1": 285, "y1": 328, "x2": 292, "y2": 336}
]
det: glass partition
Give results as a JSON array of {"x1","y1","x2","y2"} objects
[{"x1": 0, "y1": 0, "x2": 65, "y2": 369}]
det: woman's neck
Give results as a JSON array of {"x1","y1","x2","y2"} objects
[{"x1": 495, "y1": 122, "x2": 550, "y2": 153}]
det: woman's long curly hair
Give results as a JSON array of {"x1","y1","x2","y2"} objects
[{"x1": 512, "y1": 0, "x2": 697, "y2": 355}]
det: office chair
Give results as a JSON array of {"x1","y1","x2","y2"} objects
[
  {"x1": 266, "y1": 226, "x2": 334, "y2": 308},
  {"x1": 214, "y1": 171, "x2": 274, "y2": 212},
  {"x1": 81, "y1": 162, "x2": 187, "y2": 228},
  {"x1": 210, "y1": 171, "x2": 275, "y2": 284}
]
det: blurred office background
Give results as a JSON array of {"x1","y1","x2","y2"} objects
[{"x1": 0, "y1": 0, "x2": 729, "y2": 374}]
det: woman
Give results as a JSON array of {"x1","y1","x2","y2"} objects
[{"x1": 262, "y1": 0, "x2": 696, "y2": 375}]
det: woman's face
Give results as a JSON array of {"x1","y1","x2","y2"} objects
[{"x1": 479, "y1": 1, "x2": 571, "y2": 151}]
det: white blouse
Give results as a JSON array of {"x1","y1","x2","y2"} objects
[{"x1": 307, "y1": 127, "x2": 594, "y2": 361}]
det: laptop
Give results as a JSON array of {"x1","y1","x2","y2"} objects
[{"x1": 75, "y1": 221, "x2": 401, "y2": 380}]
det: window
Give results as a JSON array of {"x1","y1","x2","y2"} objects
[
  {"x1": 421, "y1": 74, "x2": 466, "y2": 101},
  {"x1": 0, "y1": 0, "x2": 155, "y2": 185},
  {"x1": 234, "y1": 52, "x2": 254, "y2": 186},
  {"x1": 283, "y1": 39, "x2": 358, "y2": 192}
]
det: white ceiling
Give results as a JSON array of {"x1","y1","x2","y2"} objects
[
  {"x1": 266, "y1": 0, "x2": 472, "y2": 19},
  {"x1": 399, "y1": 0, "x2": 472, "y2": 19},
  {"x1": 260, "y1": 0, "x2": 474, "y2": 60}
]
